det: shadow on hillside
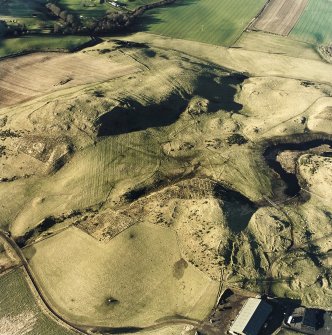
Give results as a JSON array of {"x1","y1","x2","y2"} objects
[
  {"x1": 95, "y1": 92, "x2": 189, "y2": 136},
  {"x1": 195, "y1": 73, "x2": 247, "y2": 113},
  {"x1": 213, "y1": 183, "x2": 257, "y2": 233}
]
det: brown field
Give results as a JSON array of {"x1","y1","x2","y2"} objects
[
  {"x1": 252, "y1": 0, "x2": 308, "y2": 36},
  {"x1": 0, "y1": 51, "x2": 140, "y2": 108}
]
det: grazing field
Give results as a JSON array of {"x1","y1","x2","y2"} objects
[
  {"x1": 0, "y1": 268, "x2": 77, "y2": 335},
  {"x1": 0, "y1": 0, "x2": 52, "y2": 31},
  {"x1": 26, "y1": 225, "x2": 219, "y2": 327},
  {"x1": 252, "y1": 0, "x2": 308, "y2": 36},
  {"x1": 58, "y1": 0, "x2": 115, "y2": 18},
  {"x1": 116, "y1": 33, "x2": 332, "y2": 84},
  {"x1": 123, "y1": 0, "x2": 162, "y2": 10},
  {"x1": 137, "y1": 0, "x2": 266, "y2": 46},
  {"x1": 0, "y1": 35, "x2": 91, "y2": 58},
  {"x1": 234, "y1": 31, "x2": 321, "y2": 60},
  {"x1": 290, "y1": 0, "x2": 332, "y2": 44},
  {"x1": 8, "y1": 131, "x2": 161, "y2": 237}
]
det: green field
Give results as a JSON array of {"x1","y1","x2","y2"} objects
[
  {"x1": 0, "y1": 35, "x2": 91, "y2": 58},
  {"x1": 123, "y1": 0, "x2": 161, "y2": 10},
  {"x1": 136, "y1": 0, "x2": 266, "y2": 46},
  {"x1": 58, "y1": 0, "x2": 115, "y2": 18},
  {"x1": 0, "y1": 268, "x2": 77, "y2": 335},
  {"x1": 0, "y1": 0, "x2": 52, "y2": 31},
  {"x1": 290, "y1": 0, "x2": 332, "y2": 44}
]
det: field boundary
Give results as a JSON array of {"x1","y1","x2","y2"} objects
[
  {"x1": 249, "y1": 0, "x2": 308, "y2": 36},
  {"x1": 0, "y1": 35, "x2": 101, "y2": 60}
]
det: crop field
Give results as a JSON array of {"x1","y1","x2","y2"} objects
[
  {"x1": 26, "y1": 225, "x2": 219, "y2": 327},
  {"x1": 136, "y1": 0, "x2": 266, "y2": 46},
  {"x1": 0, "y1": 0, "x2": 52, "y2": 31},
  {"x1": 252, "y1": 0, "x2": 308, "y2": 36},
  {"x1": 0, "y1": 268, "x2": 76, "y2": 335},
  {"x1": 0, "y1": 47, "x2": 139, "y2": 107},
  {"x1": 290, "y1": 0, "x2": 332, "y2": 44},
  {"x1": 0, "y1": 35, "x2": 91, "y2": 59}
]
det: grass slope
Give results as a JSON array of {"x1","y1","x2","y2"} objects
[
  {"x1": 290, "y1": 0, "x2": 332, "y2": 44},
  {"x1": 137, "y1": 0, "x2": 266, "y2": 46},
  {"x1": 234, "y1": 31, "x2": 321, "y2": 61},
  {"x1": 26, "y1": 225, "x2": 218, "y2": 327}
]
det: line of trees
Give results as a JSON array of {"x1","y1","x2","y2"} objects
[
  {"x1": 0, "y1": 20, "x2": 28, "y2": 37},
  {"x1": 45, "y1": 0, "x2": 177, "y2": 35}
]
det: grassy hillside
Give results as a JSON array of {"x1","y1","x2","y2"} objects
[
  {"x1": 234, "y1": 31, "x2": 321, "y2": 61},
  {"x1": 1, "y1": 37, "x2": 332, "y2": 332},
  {"x1": 290, "y1": 0, "x2": 332, "y2": 44},
  {"x1": 26, "y1": 225, "x2": 218, "y2": 327},
  {"x1": 136, "y1": 0, "x2": 266, "y2": 46}
]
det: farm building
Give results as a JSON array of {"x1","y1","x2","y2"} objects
[
  {"x1": 285, "y1": 307, "x2": 331, "y2": 335},
  {"x1": 229, "y1": 298, "x2": 272, "y2": 335}
]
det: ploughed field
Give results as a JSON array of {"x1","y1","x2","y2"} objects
[
  {"x1": 251, "y1": 0, "x2": 332, "y2": 45},
  {"x1": 252, "y1": 0, "x2": 308, "y2": 36}
]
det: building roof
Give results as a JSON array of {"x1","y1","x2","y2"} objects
[
  {"x1": 302, "y1": 309, "x2": 317, "y2": 330},
  {"x1": 230, "y1": 298, "x2": 272, "y2": 335}
]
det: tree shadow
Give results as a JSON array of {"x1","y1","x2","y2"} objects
[{"x1": 130, "y1": 0, "x2": 199, "y2": 33}]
